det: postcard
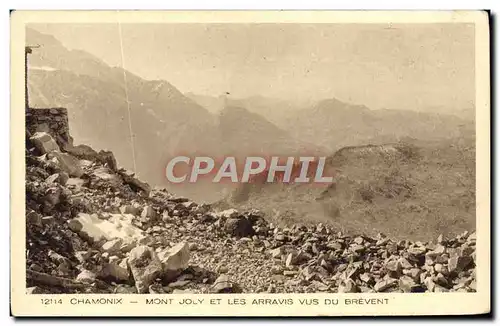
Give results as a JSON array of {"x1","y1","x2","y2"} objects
[{"x1": 11, "y1": 10, "x2": 490, "y2": 316}]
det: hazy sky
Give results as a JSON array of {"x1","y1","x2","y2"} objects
[{"x1": 31, "y1": 23, "x2": 475, "y2": 112}]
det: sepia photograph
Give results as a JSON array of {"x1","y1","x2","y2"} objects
[{"x1": 11, "y1": 10, "x2": 490, "y2": 316}]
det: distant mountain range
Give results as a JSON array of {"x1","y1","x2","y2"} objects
[
  {"x1": 26, "y1": 28, "x2": 475, "y2": 202},
  {"x1": 188, "y1": 94, "x2": 475, "y2": 153}
]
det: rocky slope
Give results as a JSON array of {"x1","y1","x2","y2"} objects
[
  {"x1": 224, "y1": 139, "x2": 476, "y2": 242},
  {"x1": 25, "y1": 128, "x2": 477, "y2": 294}
]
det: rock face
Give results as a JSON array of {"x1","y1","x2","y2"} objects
[{"x1": 25, "y1": 124, "x2": 477, "y2": 294}]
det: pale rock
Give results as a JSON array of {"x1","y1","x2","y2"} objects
[
  {"x1": 224, "y1": 216, "x2": 254, "y2": 237},
  {"x1": 434, "y1": 263, "x2": 449, "y2": 275},
  {"x1": 408, "y1": 246, "x2": 427, "y2": 256},
  {"x1": 211, "y1": 274, "x2": 241, "y2": 293},
  {"x1": 30, "y1": 132, "x2": 59, "y2": 154},
  {"x1": 399, "y1": 257, "x2": 413, "y2": 269},
  {"x1": 102, "y1": 239, "x2": 123, "y2": 254},
  {"x1": 217, "y1": 209, "x2": 240, "y2": 219},
  {"x1": 271, "y1": 266, "x2": 284, "y2": 275},
  {"x1": 376, "y1": 238, "x2": 390, "y2": 246},
  {"x1": 359, "y1": 273, "x2": 374, "y2": 284},
  {"x1": 433, "y1": 285, "x2": 449, "y2": 292},
  {"x1": 45, "y1": 173, "x2": 59, "y2": 184},
  {"x1": 158, "y1": 242, "x2": 190, "y2": 280}
]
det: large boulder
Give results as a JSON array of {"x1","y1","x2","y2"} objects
[
  {"x1": 91, "y1": 167, "x2": 122, "y2": 187},
  {"x1": 127, "y1": 246, "x2": 163, "y2": 293},
  {"x1": 30, "y1": 132, "x2": 60, "y2": 154},
  {"x1": 224, "y1": 216, "x2": 254, "y2": 238}
]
